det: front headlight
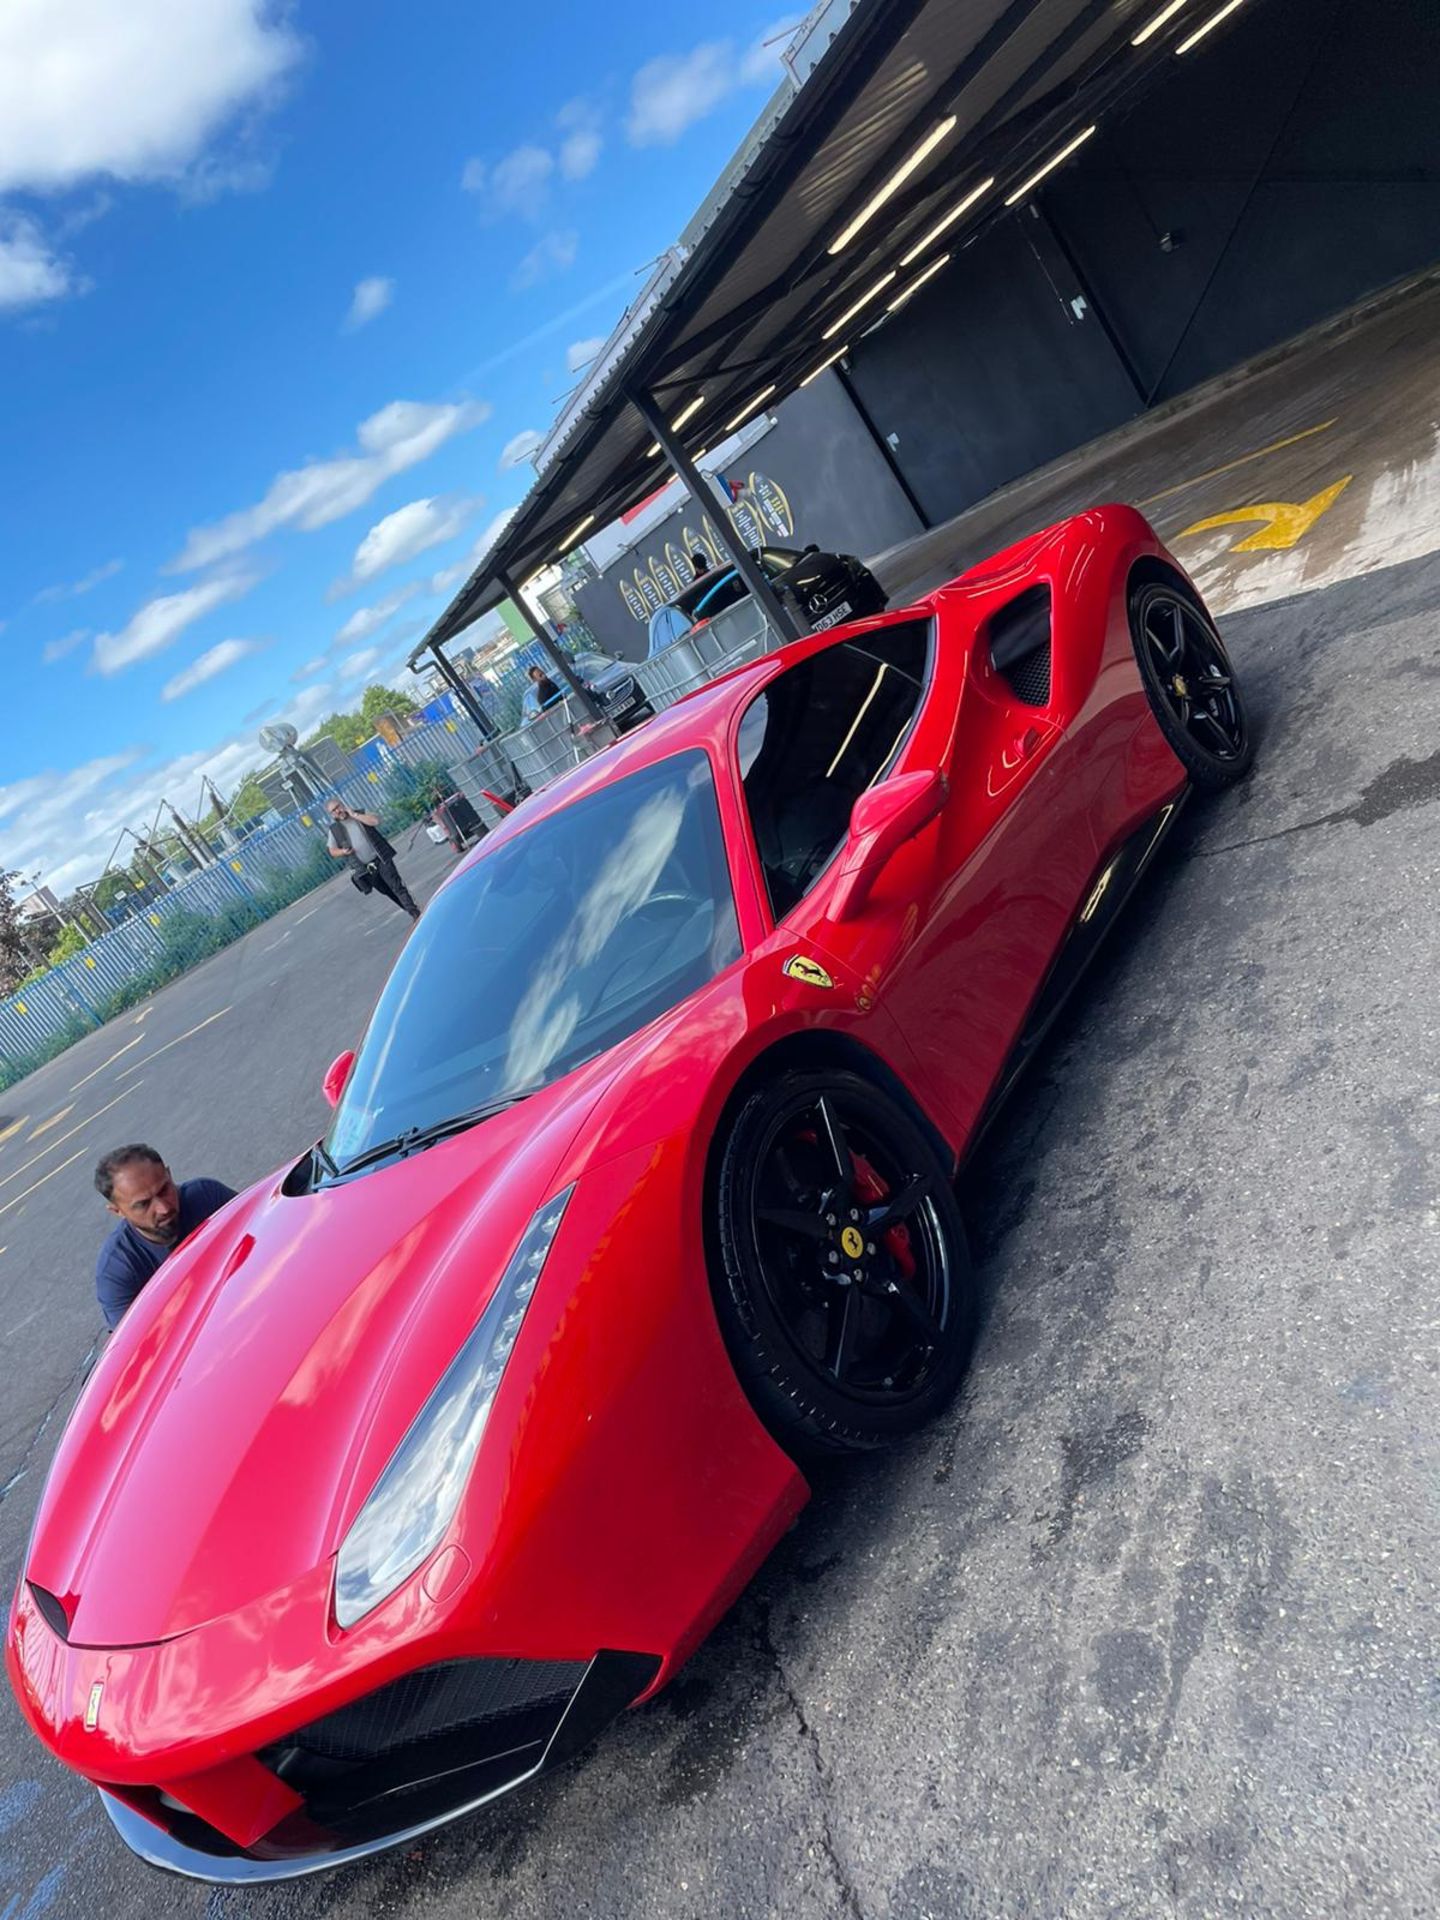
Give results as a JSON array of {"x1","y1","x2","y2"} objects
[{"x1": 334, "y1": 1187, "x2": 573, "y2": 1629}]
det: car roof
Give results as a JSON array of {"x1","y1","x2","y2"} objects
[{"x1": 446, "y1": 596, "x2": 937, "y2": 886}]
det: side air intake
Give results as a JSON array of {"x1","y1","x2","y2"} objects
[{"x1": 987, "y1": 586, "x2": 1052, "y2": 707}]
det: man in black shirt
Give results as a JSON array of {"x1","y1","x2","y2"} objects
[
  {"x1": 325, "y1": 797, "x2": 420, "y2": 920},
  {"x1": 93, "y1": 1144, "x2": 236, "y2": 1330}
]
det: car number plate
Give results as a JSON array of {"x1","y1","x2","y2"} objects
[{"x1": 810, "y1": 600, "x2": 852, "y2": 631}]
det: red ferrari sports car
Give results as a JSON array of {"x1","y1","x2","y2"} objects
[{"x1": 7, "y1": 505, "x2": 1250, "y2": 1880}]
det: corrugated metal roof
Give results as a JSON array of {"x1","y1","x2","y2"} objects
[{"x1": 415, "y1": 0, "x2": 1185, "y2": 656}]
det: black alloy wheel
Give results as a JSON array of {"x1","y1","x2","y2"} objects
[
  {"x1": 712, "y1": 1070, "x2": 975, "y2": 1454},
  {"x1": 1129, "y1": 579, "x2": 1254, "y2": 790}
]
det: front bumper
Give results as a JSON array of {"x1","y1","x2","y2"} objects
[{"x1": 97, "y1": 1649, "x2": 659, "y2": 1883}]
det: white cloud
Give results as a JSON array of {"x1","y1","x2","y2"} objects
[
  {"x1": 463, "y1": 143, "x2": 555, "y2": 220},
  {"x1": 625, "y1": 27, "x2": 793, "y2": 146},
  {"x1": 344, "y1": 275, "x2": 393, "y2": 331},
  {"x1": 33, "y1": 557, "x2": 123, "y2": 605},
  {"x1": 566, "y1": 335, "x2": 604, "y2": 374},
  {"x1": 464, "y1": 103, "x2": 602, "y2": 219},
  {"x1": 559, "y1": 128, "x2": 602, "y2": 181},
  {"x1": 337, "y1": 494, "x2": 479, "y2": 594},
  {"x1": 161, "y1": 636, "x2": 259, "y2": 701},
  {"x1": 41, "y1": 628, "x2": 90, "y2": 665},
  {"x1": 92, "y1": 571, "x2": 258, "y2": 675},
  {"x1": 0, "y1": 682, "x2": 350, "y2": 896},
  {"x1": 338, "y1": 645, "x2": 382, "y2": 684},
  {"x1": 334, "y1": 582, "x2": 421, "y2": 647},
  {"x1": 0, "y1": 1, "x2": 300, "y2": 195},
  {"x1": 512, "y1": 230, "x2": 577, "y2": 291},
  {"x1": 171, "y1": 398, "x2": 490, "y2": 571},
  {"x1": 428, "y1": 507, "x2": 517, "y2": 595},
  {"x1": 0, "y1": 213, "x2": 76, "y2": 311},
  {"x1": 499, "y1": 428, "x2": 542, "y2": 471},
  {"x1": 290, "y1": 655, "x2": 328, "y2": 682}
]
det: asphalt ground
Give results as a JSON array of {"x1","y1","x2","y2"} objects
[{"x1": 2, "y1": 305, "x2": 1439, "y2": 1918}]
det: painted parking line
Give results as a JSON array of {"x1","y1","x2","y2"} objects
[
  {"x1": 0, "y1": 1116, "x2": 28, "y2": 1147},
  {"x1": 0, "y1": 1147, "x2": 91, "y2": 1220},
  {"x1": 260, "y1": 931, "x2": 293, "y2": 954},
  {"x1": 28, "y1": 1106, "x2": 75, "y2": 1140},
  {"x1": 69, "y1": 1033, "x2": 145, "y2": 1092},
  {"x1": 294, "y1": 904, "x2": 323, "y2": 925},
  {"x1": 1139, "y1": 418, "x2": 1338, "y2": 508},
  {"x1": 0, "y1": 1084, "x2": 143, "y2": 1193},
  {"x1": 117, "y1": 1006, "x2": 232, "y2": 1080},
  {"x1": 133, "y1": 1007, "x2": 152, "y2": 1024}
]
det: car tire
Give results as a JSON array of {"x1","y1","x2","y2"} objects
[
  {"x1": 712, "y1": 1069, "x2": 976, "y2": 1456},
  {"x1": 1129, "y1": 578, "x2": 1254, "y2": 790}
]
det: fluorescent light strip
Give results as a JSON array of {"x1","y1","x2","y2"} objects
[
  {"x1": 828, "y1": 115, "x2": 959, "y2": 255},
  {"x1": 558, "y1": 513, "x2": 595, "y2": 553},
  {"x1": 1131, "y1": 0, "x2": 1191, "y2": 45},
  {"x1": 899, "y1": 177, "x2": 995, "y2": 266},
  {"x1": 822, "y1": 270, "x2": 897, "y2": 341},
  {"x1": 888, "y1": 253, "x2": 951, "y2": 312},
  {"x1": 1003, "y1": 124, "x2": 1098, "y2": 206},
  {"x1": 645, "y1": 392, "x2": 706, "y2": 458},
  {"x1": 800, "y1": 343, "x2": 849, "y2": 387},
  {"x1": 1175, "y1": 0, "x2": 1246, "y2": 53},
  {"x1": 724, "y1": 385, "x2": 777, "y2": 433}
]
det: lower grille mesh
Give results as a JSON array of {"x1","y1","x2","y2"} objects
[{"x1": 287, "y1": 1658, "x2": 588, "y2": 1762}]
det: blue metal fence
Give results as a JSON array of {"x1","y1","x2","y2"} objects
[
  {"x1": 0, "y1": 709, "x2": 484, "y2": 1088},
  {"x1": 1, "y1": 635, "x2": 771, "y2": 1089}
]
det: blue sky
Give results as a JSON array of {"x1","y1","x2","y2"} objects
[{"x1": 0, "y1": 0, "x2": 795, "y2": 894}]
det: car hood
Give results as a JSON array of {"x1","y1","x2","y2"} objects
[{"x1": 25, "y1": 1073, "x2": 610, "y2": 1650}]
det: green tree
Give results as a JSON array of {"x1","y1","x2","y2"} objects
[
  {"x1": 307, "y1": 711, "x2": 370, "y2": 753},
  {"x1": 360, "y1": 683, "x2": 418, "y2": 729},
  {"x1": 0, "y1": 866, "x2": 27, "y2": 995},
  {"x1": 46, "y1": 923, "x2": 87, "y2": 967},
  {"x1": 225, "y1": 773, "x2": 273, "y2": 827}
]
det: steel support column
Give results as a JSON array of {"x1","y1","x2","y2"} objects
[
  {"x1": 495, "y1": 568, "x2": 606, "y2": 727},
  {"x1": 627, "y1": 386, "x2": 805, "y2": 646},
  {"x1": 423, "y1": 641, "x2": 499, "y2": 740}
]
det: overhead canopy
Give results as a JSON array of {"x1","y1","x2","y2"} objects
[{"x1": 415, "y1": 0, "x2": 1192, "y2": 658}]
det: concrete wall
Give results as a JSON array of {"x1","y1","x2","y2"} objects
[{"x1": 573, "y1": 369, "x2": 924, "y2": 661}]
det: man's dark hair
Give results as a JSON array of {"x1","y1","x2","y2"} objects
[
  {"x1": 95, "y1": 1144, "x2": 164, "y2": 1202},
  {"x1": 690, "y1": 549, "x2": 710, "y2": 575}
]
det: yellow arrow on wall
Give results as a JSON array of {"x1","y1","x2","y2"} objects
[{"x1": 1179, "y1": 475, "x2": 1353, "y2": 552}]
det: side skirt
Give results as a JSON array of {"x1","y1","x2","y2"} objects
[{"x1": 966, "y1": 790, "x2": 1190, "y2": 1161}]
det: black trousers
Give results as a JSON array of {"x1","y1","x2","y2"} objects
[{"x1": 365, "y1": 855, "x2": 419, "y2": 917}]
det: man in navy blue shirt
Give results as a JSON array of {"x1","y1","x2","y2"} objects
[{"x1": 93, "y1": 1145, "x2": 236, "y2": 1330}]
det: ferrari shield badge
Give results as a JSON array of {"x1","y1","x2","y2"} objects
[{"x1": 783, "y1": 954, "x2": 834, "y2": 990}]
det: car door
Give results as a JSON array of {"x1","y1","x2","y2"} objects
[{"x1": 729, "y1": 611, "x2": 1101, "y2": 1149}]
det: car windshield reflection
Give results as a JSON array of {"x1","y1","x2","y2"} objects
[{"x1": 326, "y1": 750, "x2": 742, "y2": 1170}]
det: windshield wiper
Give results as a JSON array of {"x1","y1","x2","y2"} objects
[{"x1": 332, "y1": 1092, "x2": 535, "y2": 1178}]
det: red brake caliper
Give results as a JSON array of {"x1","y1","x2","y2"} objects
[{"x1": 851, "y1": 1149, "x2": 916, "y2": 1280}]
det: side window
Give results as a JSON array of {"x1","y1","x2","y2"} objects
[{"x1": 738, "y1": 624, "x2": 930, "y2": 921}]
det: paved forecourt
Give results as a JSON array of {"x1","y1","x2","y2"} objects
[{"x1": 1, "y1": 315, "x2": 1439, "y2": 1916}]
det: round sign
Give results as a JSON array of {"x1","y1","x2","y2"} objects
[
  {"x1": 751, "y1": 472, "x2": 794, "y2": 538},
  {"x1": 634, "y1": 567, "x2": 662, "y2": 614},
  {"x1": 729, "y1": 491, "x2": 765, "y2": 551}
]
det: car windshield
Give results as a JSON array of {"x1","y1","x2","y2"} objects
[{"x1": 326, "y1": 750, "x2": 742, "y2": 1168}]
